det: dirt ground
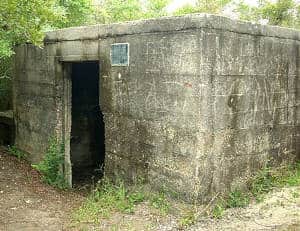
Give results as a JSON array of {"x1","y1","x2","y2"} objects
[
  {"x1": 0, "y1": 147, "x2": 84, "y2": 231},
  {"x1": 0, "y1": 146, "x2": 299, "y2": 231},
  {"x1": 188, "y1": 186, "x2": 300, "y2": 231}
]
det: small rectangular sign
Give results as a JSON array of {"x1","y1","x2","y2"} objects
[{"x1": 111, "y1": 43, "x2": 129, "y2": 66}]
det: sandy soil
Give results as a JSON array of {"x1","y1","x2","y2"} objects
[
  {"x1": 188, "y1": 186, "x2": 300, "y2": 231},
  {"x1": 0, "y1": 146, "x2": 299, "y2": 231}
]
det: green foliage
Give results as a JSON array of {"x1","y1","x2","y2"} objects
[
  {"x1": 281, "y1": 163, "x2": 300, "y2": 186},
  {"x1": 173, "y1": 5, "x2": 200, "y2": 16},
  {"x1": 95, "y1": 0, "x2": 144, "y2": 24},
  {"x1": 251, "y1": 163, "x2": 300, "y2": 201},
  {"x1": 211, "y1": 202, "x2": 225, "y2": 219},
  {"x1": 179, "y1": 209, "x2": 197, "y2": 228},
  {"x1": 292, "y1": 191, "x2": 299, "y2": 198},
  {"x1": 94, "y1": 0, "x2": 170, "y2": 24},
  {"x1": 0, "y1": 0, "x2": 93, "y2": 109},
  {"x1": 143, "y1": 0, "x2": 171, "y2": 18},
  {"x1": 73, "y1": 178, "x2": 146, "y2": 223},
  {"x1": 174, "y1": 0, "x2": 232, "y2": 16},
  {"x1": 211, "y1": 162, "x2": 300, "y2": 219},
  {"x1": 55, "y1": 0, "x2": 95, "y2": 28},
  {"x1": 0, "y1": 0, "x2": 64, "y2": 58},
  {"x1": 211, "y1": 190, "x2": 249, "y2": 219},
  {"x1": 236, "y1": 0, "x2": 300, "y2": 28},
  {"x1": 32, "y1": 138, "x2": 67, "y2": 189},
  {"x1": 250, "y1": 167, "x2": 276, "y2": 200},
  {"x1": 149, "y1": 191, "x2": 170, "y2": 215},
  {"x1": 226, "y1": 189, "x2": 250, "y2": 208},
  {"x1": 0, "y1": 0, "x2": 94, "y2": 58},
  {"x1": 73, "y1": 178, "x2": 172, "y2": 224},
  {"x1": 8, "y1": 145, "x2": 27, "y2": 159},
  {"x1": 173, "y1": 0, "x2": 300, "y2": 29}
]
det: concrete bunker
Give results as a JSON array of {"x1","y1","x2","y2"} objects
[
  {"x1": 13, "y1": 14, "x2": 300, "y2": 202},
  {"x1": 68, "y1": 62, "x2": 105, "y2": 184}
]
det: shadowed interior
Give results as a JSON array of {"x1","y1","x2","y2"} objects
[{"x1": 71, "y1": 62, "x2": 105, "y2": 185}]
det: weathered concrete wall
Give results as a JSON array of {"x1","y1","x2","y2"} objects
[
  {"x1": 95, "y1": 16, "x2": 300, "y2": 201},
  {"x1": 102, "y1": 33, "x2": 299, "y2": 201},
  {"x1": 14, "y1": 14, "x2": 300, "y2": 202},
  {"x1": 13, "y1": 44, "x2": 62, "y2": 163}
]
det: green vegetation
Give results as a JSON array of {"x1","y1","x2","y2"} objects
[
  {"x1": 54, "y1": 0, "x2": 95, "y2": 28},
  {"x1": 211, "y1": 189, "x2": 250, "y2": 218},
  {"x1": 94, "y1": 0, "x2": 170, "y2": 24},
  {"x1": 292, "y1": 191, "x2": 299, "y2": 198},
  {"x1": 7, "y1": 145, "x2": 27, "y2": 159},
  {"x1": 143, "y1": 0, "x2": 170, "y2": 19},
  {"x1": 74, "y1": 179, "x2": 142, "y2": 223},
  {"x1": 32, "y1": 138, "x2": 67, "y2": 189},
  {"x1": 71, "y1": 162, "x2": 300, "y2": 226},
  {"x1": 212, "y1": 202, "x2": 225, "y2": 219},
  {"x1": 173, "y1": 0, "x2": 300, "y2": 29},
  {"x1": 236, "y1": 0, "x2": 300, "y2": 28},
  {"x1": 0, "y1": 0, "x2": 94, "y2": 109},
  {"x1": 1, "y1": 0, "x2": 61, "y2": 58},
  {"x1": 227, "y1": 189, "x2": 250, "y2": 208},
  {"x1": 73, "y1": 178, "x2": 170, "y2": 223},
  {"x1": 95, "y1": 0, "x2": 144, "y2": 23},
  {"x1": 179, "y1": 208, "x2": 197, "y2": 228},
  {"x1": 174, "y1": 0, "x2": 232, "y2": 16},
  {"x1": 212, "y1": 162, "x2": 300, "y2": 219},
  {"x1": 0, "y1": 0, "x2": 94, "y2": 58},
  {"x1": 251, "y1": 163, "x2": 300, "y2": 201},
  {"x1": 148, "y1": 191, "x2": 170, "y2": 215}
]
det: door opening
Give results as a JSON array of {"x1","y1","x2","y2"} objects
[{"x1": 70, "y1": 61, "x2": 105, "y2": 185}]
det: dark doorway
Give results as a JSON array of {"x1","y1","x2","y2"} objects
[{"x1": 71, "y1": 62, "x2": 105, "y2": 185}]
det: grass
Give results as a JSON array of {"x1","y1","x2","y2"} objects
[
  {"x1": 7, "y1": 145, "x2": 27, "y2": 159},
  {"x1": 73, "y1": 179, "x2": 132, "y2": 223},
  {"x1": 227, "y1": 189, "x2": 250, "y2": 208},
  {"x1": 148, "y1": 191, "x2": 170, "y2": 215},
  {"x1": 179, "y1": 208, "x2": 197, "y2": 228},
  {"x1": 251, "y1": 162, "x2": 300, "y2": 201},
  {"x1": 292, "y1": 191, "x2": 299, "y2": 198},
  {"x1": 73, "y1": 162, "x2": 300, "y2": 226},
  {"x1": 212, "y1": 202, "x2": 225, "y2": 219},
  {"x1": 211, "y1": 161, "x2": 300, "y2": 219},
  {"x1": 73, "y1": 178, "x2": 170, "y2": 224}
]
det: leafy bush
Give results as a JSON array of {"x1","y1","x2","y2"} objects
[{"x1": 32, "y1": 138, "x2": 67, "y2": 189}]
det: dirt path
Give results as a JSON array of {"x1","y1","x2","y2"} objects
[
  {"x1": 0, "y1": 146, "x2": 299, "y2": 231},
  {"x1": 0, "y1": 147, "x2": 84, "y2": 231}
]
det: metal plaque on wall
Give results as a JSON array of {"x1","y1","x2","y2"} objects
[{"x1": 110, "y1": 43, "x2": 129, "y2": 66}]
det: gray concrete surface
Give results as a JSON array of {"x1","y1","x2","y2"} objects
[{"x1": 13, "y1": 13, "x2": 300, "y2": 202}]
